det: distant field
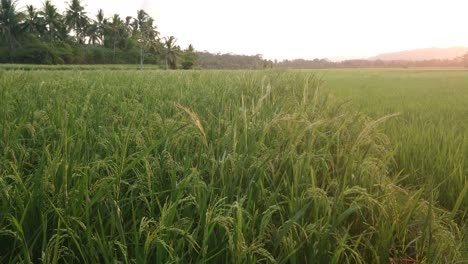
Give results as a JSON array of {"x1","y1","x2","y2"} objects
[
  {"x1": 0, "y1": 68, "x2": 466, "y2": 263},
  {"x1": 321, "y1": 69, "x2": 468, "y2": 209}
]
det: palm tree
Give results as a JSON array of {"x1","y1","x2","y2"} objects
[
  {"x1": 0, "y1": 0, "x2": 23, "y2": 57},
  {"x1": 107, "y1": 14, "x2": 124, "y2": 60},
  {"x1": 133, "y1": 10, "x2": 160, "y2": 66},
  {"x1": 144, "y1": 17, "x2": 158, "y2": 40},
  {"x1": 120, "y1": 15, "x2": 133, "y2": 48},
  {"x1": 56, "y1": 16, "x2": 70, "y2": 41},
  {"x1": 135, "y1": 31, "x2": 161, "y2": 67},
  {"x1": 181, "y1": 44, "x2": 197, "y2": 69},
  {"x1": 163, "y1": 36, "x2": 180, "y2": 69},
  {"x1": 135, "y1": 9, "x2": 148, "y2": 32},
  {"x1": 125, "y1": 16, "x2": 132, "y2": 32},
  {"x1": 22, "y1": 5, "x2": 43, "y2": 35},
  {"x1": 86, "y1": 22, "x2": 99, "y2": 45},
  {"x1": 41, "y1": 0, "x2": 61, "y2": 42},
  {"x1": 65, "y1": 0, "x2": 88, "y2": 44},
  {"x1": 133, "y1": 10, "x2": 159, "y2": 41},
  {"x1": 95, "y1": 9, "x2": 105, "y2": 45}
]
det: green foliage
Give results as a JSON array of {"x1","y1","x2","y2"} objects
[
  {"x1": 11, "y1": 36, "x2": 57, "y2": 64},
  {"x1": 0, "y1": 0, "x2": 24, "y2": 56},
  {"x1": 64, "y1": 0, "x2": 87, "y2": 44},
  {"x1": 0, "y1": 46, "x2": 9, "y2": 62},
  {"x1": 196, "y1": 52, "x2": 265, "y2": 69},
  {"x1": 52, "y1": 41, "x2": 79, "y2": 64},
  {"x1": 0, "y1": 1, "x2": 188, "y2": 67},
  {"x1": 0, "y1": 69, "x2": 465, "y2": 263},
  {"x1": 181, "y1": 44, "x2": 197, "y2": 69},
  {"x1": 163, "y1": 36, "x2": 179, "y2": 69},
  {"x1": 3, "y1": 36, "x2": 77, "y2": 64}
]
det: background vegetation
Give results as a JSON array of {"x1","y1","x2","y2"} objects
[{"x1": 0, "y1": 0, "x2": 197, "y2": 68}]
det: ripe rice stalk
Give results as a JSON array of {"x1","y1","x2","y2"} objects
[{"x1": 175, "y1": 102, "x2": 208, "y2": 146}]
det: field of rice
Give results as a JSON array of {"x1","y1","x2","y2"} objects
[{"x1": 0, "y1": 68, "x2": 466, "y2": 263}]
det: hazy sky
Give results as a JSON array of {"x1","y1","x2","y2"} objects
[{"x1": 18, "y1": 0, "x2": 468, "y2": 60}]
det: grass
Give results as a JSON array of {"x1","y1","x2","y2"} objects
[{"x1": 0, "y1": 68, "x2": 466, "y2": 263}]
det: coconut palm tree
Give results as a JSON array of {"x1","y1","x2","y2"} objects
[
  {"x1": 135, "y1": 30, "x2": 161, "y2": 66},
  {"x1": 107, "y1": 14, "x2": 124, "y2": 60},
  {"x1": 135, "y1": 9, "x2": 148, "y2": 31},
  {"x1": 144, "y1": 17, "x2": 158, "y2": 40},
  {"x1": 56, "y1": 16, "x2": 70, "y2": 41},
  {"x1": 95, "y1": 9, "x2": 106, "y2": 45},
  {"x1": 125, "y1": 16, "x2": 132, "y2": 32},
  {"x1": 22, "y1": 5, "x2": 44, "y2": 35},
  {"x1": 121, "y1": 15, "x2": 133, "y2": 48},
  {"x1": 181, "y1": 44, "x2": 197, "y2": 69},
  {"x1": 0, "y1": 0, "x2": 23, "y2": 56},
  {"x1": 86, "y1": 22, "x2": 100, "y2": 45},
  {"x1": 41, "y1": 0, "x2": 61, "y2": 42},
  {"x1": 65, "y1": 0, "x2": 88, "y2": 44},
  {"x1": 163, "y1": 36, "x2": 180, "y2": 69},
  {"x1": 131, "y1": 10, "x2": 161, "y2": 66},
  {"x1": 133, "y1": 10, "x2": 159, "y2": 41}
]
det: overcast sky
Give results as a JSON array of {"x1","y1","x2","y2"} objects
[{"x1": 17, "y1": 0, "x2": 468, "y2": 60}]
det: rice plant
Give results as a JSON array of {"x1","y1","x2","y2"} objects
[{"x1": 0, "y1": 69, "x2": 465, "y2": 263}]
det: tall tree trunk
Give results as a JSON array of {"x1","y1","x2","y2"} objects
[
  {"x1": 113, "y1": 41, "x2": 116, "y2": 62},
  {"x1": 140, "y1": 47, "x2": 143, "y2": 68},
  {"x1": 8, "y1": 35, "x2": 14, "y2": 63}
]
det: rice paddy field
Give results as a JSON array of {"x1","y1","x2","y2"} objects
[{"x1": 0, "y1": 67, "x2": 467, "y2": 263}]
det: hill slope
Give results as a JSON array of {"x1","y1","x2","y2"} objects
[{"x1": 370, "y1": 47, "x2": 468, "y2": 61}]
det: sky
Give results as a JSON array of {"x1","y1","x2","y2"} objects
[{"x1": 17, "y1": 0, "x2": 468, "y2": 61}]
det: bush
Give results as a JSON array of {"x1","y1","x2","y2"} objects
[
  {"x1": 0, "y1": 47, "x2": 10, "y2": 63},
  {"x1": 8, "y1": 36, "x2": 81, "y2": 65},
  {"x1": 2, "y1": 35, "x2": 162, "y2": 65},
  {"x1": 13, "y1": 41, "x2": 55, "y2": 64},
  {"x1": 51, "y1": 41, "x2": 76, "y2": 64}
]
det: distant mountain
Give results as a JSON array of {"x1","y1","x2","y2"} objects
[{"x1": 370, "y1": 47, "x2": 468, "y2": 61}]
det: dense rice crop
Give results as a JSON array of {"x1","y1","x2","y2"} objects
[{"x1": 0, "y1": 69, "x2": 466, "y2": 263}]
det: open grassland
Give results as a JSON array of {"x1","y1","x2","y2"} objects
[{"x1": 0, "y1": 69, "x2": 466, "y2": 263}]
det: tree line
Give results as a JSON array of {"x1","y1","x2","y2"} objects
[
  {"x1": 196, "y1": 52, "x2": 269, "y2": 69},
  {"x1": 2, "y1": 0, "x2": 468, "y2": 69},
  {"x1": 196, "y1": 55, "x2": 468, "y2": 70},
  {"x1": 276, "y1": 57, "x2": 468, "y2": 69},
  {"x1": 0, "y1": 0, "x2": 197, "y2": 68}
]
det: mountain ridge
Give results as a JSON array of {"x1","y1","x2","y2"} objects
[{"x1": 369, "y1": 47, "x2": 468, "y2": 61}]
